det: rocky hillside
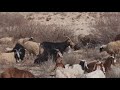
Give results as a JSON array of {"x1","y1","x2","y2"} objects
[
  {"x1": 2, "y1": 12, "x2": 119, "y2": 37},
  {"x1": 19, "y1": 12, "x2": 100, "y2": 36}
]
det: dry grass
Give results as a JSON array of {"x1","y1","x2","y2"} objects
[
  {"x1": 90, "y1": 13, "x2": 120, "y2": 44},
  {"x1": 0, "y1": 12, "x2": 120, "y2": 78}
]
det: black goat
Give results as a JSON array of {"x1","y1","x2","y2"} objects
[
  {"x1": 8, "y1": 43, "x2": 25, "y2": 62},
  {"x1": 40, "y1": 36, "x2": 75, "y2": 54},
  {"x1": 34, "y1": 49, "x2": 49, "y2": 64},
  {"x1": 34, "y1": 48, "x2": 63, "y2": 64}
]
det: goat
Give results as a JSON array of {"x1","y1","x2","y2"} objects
[
  {"x1": 79, "y1": 60, "x2": 105, "y2": 73},
  {"x1": 54, "y1": 53, "x2": 84, "y2": 78},
  {"x1": 0, "y1": 67, "x2": 35, "y2": 78},
  {"x1": 103, "y1": 56, "x2": 116, "y2": 72},
  {"x1": 53, "y1": 49, "x2": 65, "y2": 70},
  {"x1": 6, "y1": 43, "x2": 25, "y2": 62},
  {"x1": 80, "y1": 70, "x2": 106, "y2": 78},
  {"x1": 80, "y1": 61, "x2": 106, "y2": 78},
  {"x1": 40, "y1": 36, "x2": 75, "y2": 55},
  {"x1": 92, "y1": 61, "x2": 105, "y2": 74},
  {"x1": 100, "y1": 41, "x2": 120, "y2": 57},
  {"x1": 34, "y1": 48, "x2": 64, "y2": 64}
]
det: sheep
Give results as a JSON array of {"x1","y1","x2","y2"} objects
[
  {"x1": 18, "y1": 37, "x2": 41, "y2": 56},
  {"x1": 100, "y1": 41, "x2": 120, "y2": 57},
  {"x1": 0, "y1": 52, "x2": 16, "y2": 64},
  {"x1": 17, "y1": 37, "x2": 33, "y2": 45},
  {"x1": 23, "y1": 41, "x2": 40, "y2": 56},
  {"x1": 0, "y1": 37, "x2": 13, "y2": 44},
  {"x1": 0, "y1": 67, "x2": 35, "y2": 78}
]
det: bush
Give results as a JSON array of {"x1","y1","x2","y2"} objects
[
  {"x1": 0, "y1": 13, "x2": 29, "y2": 38},
  {"x1": 91, "y1": 13, "x2": 120, "y2": 44},
  {"x1": 0, "y1": 12, "x2": 28, "y2": 27},
  {"x1": 7, "y1": 22, "x2": 75, "y2": 43},
  {"x1": 77, "y1": 34, "x2": 101, "y2": 48},
  {"x1": 0, "y1": 13, "x2": 75, "y2": 42}
]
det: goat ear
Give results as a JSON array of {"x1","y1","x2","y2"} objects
[
  {"x1": 30, "y1": 37, "x2": 33, "y2": 40},
  {"x1": 100, "y1": 46, "x2": 103, "y2": 52}
]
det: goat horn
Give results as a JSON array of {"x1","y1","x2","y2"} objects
[{"x1": 65, "y1": 36, "x2": 71, "y2": 40}]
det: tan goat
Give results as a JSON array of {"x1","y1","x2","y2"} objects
[{"x1": 0, "y1": 67, "x2": 35, "y2": 78}]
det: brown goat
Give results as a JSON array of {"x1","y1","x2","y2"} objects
[
  {"x1": 92, "y1": 61, "x2": 105, "y2": 73},
  {"x1": 53, "y1": 49, "x2": 65, "y2": 70},
  {"x1": 84, "y1": 60, "x2": 99, "y2": 73},
  {"x1": 103, "y1": 56, "x2": 116, "y2": 72},
  {"x1": 54, "y1": 58, "x2": 65, "y2": 69},
  {"x1": 0, "y1": 67, "x2": 35, "y2": 78},
  {"x1": 80, "y1": 60, "x2": 105, "y2": 73}
]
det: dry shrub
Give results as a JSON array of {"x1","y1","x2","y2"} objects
[
  {"x1": 0, "y1": 12, "x2": 28, "y2": 27},
  {"x1": 63, "y1": 52, "x2": 81, "y2": 65},
  {"x1": 63, "y1": 47, "x2": 109, "y2": 65},
  {"x1": 6, "y1": 22, "x2": 74, "y2": 43},
  {"x1": 8, "y1": 24, "x2": 35, "y2": 40},
  {"x1": 91, "y1": 13, "x2": 120, "y2": 44},
  {"x1": 80, "y1": 48, "x2": 108, "y2": 61},
  {"x1": 32, "y1": 24, "x2": 74, "y2": 42},
  {"x1": 34, "y1": 60, "x2": 55, "y2": 78},
  {"x1": 0, "y1": 13, "x2": 28, "y2": 38},
  {"x1": 77, "y1": 34, "x2": 101, "y2": 48},
  {"x1": 0, "y1": 13, "x2": 75, "y2": 43}
]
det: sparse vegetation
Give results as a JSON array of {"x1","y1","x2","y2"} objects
[
  {"x1": 0, "y1": 12, "x2": 120, "y2": 78},
  {"x1": 90, "y1": 13, "x2": 120, "y2": 44}
]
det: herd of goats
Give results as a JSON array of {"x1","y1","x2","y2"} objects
[{"x1": 0, "y1": 33, "x2": 120, "y2": 78}]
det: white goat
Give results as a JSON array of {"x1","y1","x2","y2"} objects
[
  {"x1": 55, "y1": 64, "x2": 84, "y2": 78},
  {"x1": 80, "y1": 61, "x2": 106, "y2": 78},
  {"x1": 80, "y1": 70, "x2": 106, "y2": 78}
]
